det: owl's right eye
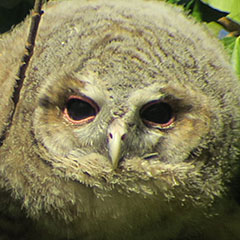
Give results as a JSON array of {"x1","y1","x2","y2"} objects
[{"x1": 64, "y1": 96, "x2": 99, "y2": 124}]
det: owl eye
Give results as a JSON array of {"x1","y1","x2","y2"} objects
[
  {"x1": 140, "y1": 101, "x2": 174, "y2": 129},
  {"x1": 64, "y1": 96, "x2": 99, "y2": 124}
]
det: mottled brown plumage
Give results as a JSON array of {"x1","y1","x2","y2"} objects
[{"x1": 0, "y1": 0, "x2": 240, "y2": 239}]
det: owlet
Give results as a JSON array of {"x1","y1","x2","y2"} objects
[{"x1": 0, "y1": 0, "x2": 240, "y2": 239}]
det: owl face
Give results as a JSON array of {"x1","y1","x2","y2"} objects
[{"x1": 33, "y1": 46, "x2": 234, "y2": 205}]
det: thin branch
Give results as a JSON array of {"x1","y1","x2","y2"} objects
[
  {"x1": 217, "y1": 17, "x2": 240, "y2": 37},
  {"x1": 13, "y1": 0, "x2": 44, "y2": 105}
]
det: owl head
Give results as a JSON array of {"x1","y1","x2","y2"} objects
[{"x1": 1, "y1": 0, "x2": 240, "y2": 239}]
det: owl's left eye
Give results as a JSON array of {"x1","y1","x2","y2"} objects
[
  {"x1": 64, "y1": 96, "x2": 99, "y2": 124},
  {"x1": 140, "y1": 101, "x2": 174, "y2": 129}
]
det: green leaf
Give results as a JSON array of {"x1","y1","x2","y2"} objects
[
  {"x1": 201, "y1": 0, "x2": 240, "y2": 23},
  {"x1": 221, "y1": 37, "x2": 237, "y2": 56},
  {"x1": 167, "y1": 0, "x2": 182, "y2": 4},
  {"x1": 192, "y1": 0, "x2": 203, "y2": 21}
]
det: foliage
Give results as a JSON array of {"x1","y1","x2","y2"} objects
[
  {"x1": 201, "y1": 0, "x2": 240, "y2": 23},
  {"x1": 166, "y1": 0, "x2": 240, "y2": 77}
]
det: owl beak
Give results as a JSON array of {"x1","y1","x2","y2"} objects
[{"x1": 107, "y1": 119, "x2": 127, "y2": 169}]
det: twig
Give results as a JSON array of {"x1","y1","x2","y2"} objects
[
  {"x1": 217, "y1": 17, "x2": 240, "y2": 37},
  {"x1": 13, "y1": 0, "x2": 44, "y2": 105}
]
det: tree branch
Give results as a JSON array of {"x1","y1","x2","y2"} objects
[{"x1": 13, "y1": 0, "x2": 44, "y2": 105}]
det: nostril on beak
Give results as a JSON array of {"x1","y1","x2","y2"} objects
[
  {"x1": 109, "y1": 133, "x2": 113, "y2": 139},
  {"x1": 108, "y1": 132, "x2": 126, "y2": 141}
]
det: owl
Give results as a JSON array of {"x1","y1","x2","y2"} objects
[{"x1": 0, "y1": 0, "x2": 240, "y2": 239}]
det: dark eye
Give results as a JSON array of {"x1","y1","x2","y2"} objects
[
  {"x1": 64, "y1": 96, "x2": 99, "y2": 124},
  {"x1": 140, "y1": 101, "x2": 174, "y2": 128}
]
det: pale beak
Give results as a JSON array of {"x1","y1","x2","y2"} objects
[{"x1": 107, "y1": 119, "x2": 127, "y2": 169}]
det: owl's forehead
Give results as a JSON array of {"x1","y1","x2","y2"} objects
[
  {"x1": 37, "y1": 2, "x2": 201, "y2": 91},
  {"x1": 68, "y1": 28, "x2": 191, "y2": 95}
]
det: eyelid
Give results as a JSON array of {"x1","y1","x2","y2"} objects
[
  {"x1": 67, "y1": 95, "x2": 99, "y2": 112},
  {"x1": 142, "y1": 116, "x2": 175, "y2": 129}
]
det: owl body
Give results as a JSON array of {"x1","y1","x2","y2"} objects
[{"x1": 0, "y1": 0, "x2": 240, "y2": 239}]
